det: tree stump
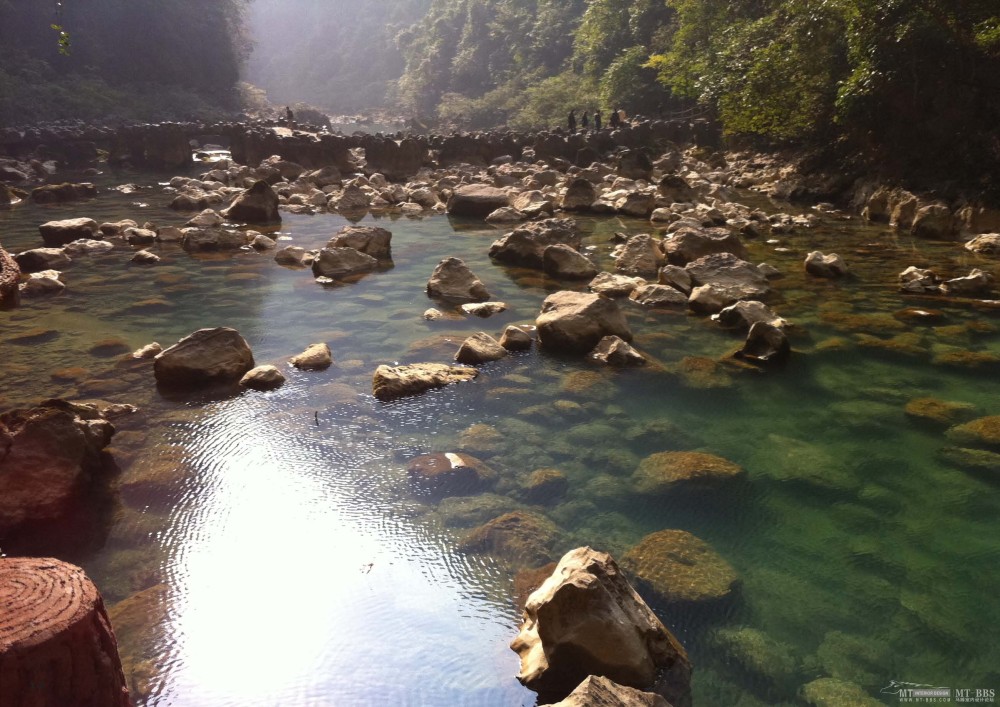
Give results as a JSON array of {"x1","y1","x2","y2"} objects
[{"x1": 0, "y1": 557, "x2": 131, "y2": 706}]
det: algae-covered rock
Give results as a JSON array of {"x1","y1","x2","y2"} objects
[
  {"x1": 751, "y1": 434, "x2": 860, "y2": 493},
  {"x1": 436, "y1": 493, "x2": 525, "y2": 528},
  {"x1": 814, "y1": 631, "x2": 890, "y2": 691},
  {"x1": 621, "y1": 529, "x2": 739, "y2": 604},
  {"x1": 712, "y1": 627, "x2": 799, "y2": 687},
  {"x1": 458, "y1": 423, "x2": 505, "y2": 457},
  {"x1": 904, "y1": 397, "x2": 977, "y2": 427},
  {"x1": 947, "y1": 415, "x2": 1000, "y2": 449},
  {"x1": 520, "y1": 468, "x2": 570, "y2": 505},
  {"x1": 675, "y1": 357, "x2": 733, "y2": 389},
  {"x1": 937, "y1": 446, "x2": 1000, "y2": 475},
  {"x1": 800, "y1": 678, "x2": 882, "y2": 707},
  {"x1": 632, "y1": 451, "x2": 744, "y2": 495},
  {"x1": 458, "y1": 510, "x2": 560, "y2": 566}
]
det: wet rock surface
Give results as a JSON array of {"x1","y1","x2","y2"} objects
[{"x1": 621, "y1": 529, "x2": 739, "y2": 605}]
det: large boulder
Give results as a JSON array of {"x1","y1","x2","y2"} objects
[
  {"x1": 804, "y1": 251, "x2": 849, "y2": 278},
  {"x1": 427, "y1": 257, "x2": 490, "y2": 301},
  {"x1": 222, "y1": 179, "x2": 280, "y2": 224},
  {"x1": 0, "y1": 244, "x2": 20, "y2": 306},
  {"x1": 617, "y1": 150, "x2": 653, "y2": 180},
  {"x1": 550, "y1": 676, "x2": 672, "y2": 707},
  {"x1": 685, "y1": 253, "x2": 770, "y2": 300},
  {"x1": 13, "y1": 248, "x2": 71, "y2": 273},
  {"x1": 511, "y1": 546, "x2": 692, "y2": 706},
  {"x1": 30, "y1": 182, "x2": 97, "y2": 203},
  {"x1": 910, "y1": 202, "x2": 954, "y2": 239},
  {"x1": 562, "y1": 178, "x2": 597, "y2": 211},
  {"x1": 372, "y1": 362, "x2": 478, "y2": 401},
  {"x1": 543, "y1": 244, "x2": 598, "y2": 279},
  {"x1": 327, "y1": 225, "x2": 392, "y2": 260},
  {"x1": 455, "y1": 332, "x2": 508, "y2": 364},
  {"x1": 737, "y1": 321, "x2": 790, "y2": 364},
  {"x1": 489, "y1": 219, "x2": 582, "y2": 269},
  {"x1": 311, "y1": 247, "x2": 379, "y2": 279},
  {"x1": 153, "y1": 327, "x2": 255, "y2": 388},
  {"x1": 38, "y1": 218, "x2": 99, "y2": 246},
  {"x1": 662, "y1": 228, "x2": 748, "y2": 265},
  {"x1": 941, "y1": 268, "x2": 994, "y2": 297},
  {"x1": 621, "y1": 529, "x2": 739, "y2": 605},
  {"x1": 0, "y1": 400, "x2": 115, "y2": 536},
  {"x1": 447, "y1": 184, "x2": 510, "y2": 218},
  {"x1": 615, "y1": 235, "x2": 665, "y2": 276},
  {"x1": 964, "y1": 233, "x2": 1000, "y2": 255},
  {"x1": 181, "y1": 228, "x2": 252, "y2": 252},
  {"x1": 537, "y1": 291, "x2": 633, "y2": 353}
]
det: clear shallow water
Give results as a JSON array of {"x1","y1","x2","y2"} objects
[{"x1": 1, "y1": 167, "x2": 999, "y2": 706}]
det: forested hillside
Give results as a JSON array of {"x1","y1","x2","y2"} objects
[
  {"x1": 244, "y1": 0, "x2": 431, "y2": 113},
  {"x1": 0, "y1": 0, "x2": 249, "y2": 124},
  {"x1": 395, "y1": 0, "x2": 1000, "y2": 180}
]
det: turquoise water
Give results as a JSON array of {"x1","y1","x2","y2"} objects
[{"x1": 1, "y1": 166, "x2": 999, "y2": 706}]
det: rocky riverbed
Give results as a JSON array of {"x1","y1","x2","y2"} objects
[{"x1": 1, "y1": 124, "x2": 999, "y2": 705}]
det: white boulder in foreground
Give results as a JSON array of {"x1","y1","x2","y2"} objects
[{"x1": 511, "y1": 546, "x2": 691, "y2": 706}]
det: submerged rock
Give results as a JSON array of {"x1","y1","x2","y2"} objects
[
  {"x1": 711, "y1": 627, "x2": 799, "y2": 688},
  {"x1": 0, "y1": 400, "x2": 115, "y2": 536},
  {"x1": 632, "y1": 451, "x2": 744, "y2": 494},
  {"x1": 520, "y1": 469, "x2": 569, "y2": 505},
  {"x1": 536, "y1": 291, "x2": 633, "y2": 353},
  {"x1": 946, "y1": 415, "x2": 1000, "y2": 449},
  {"x1": 153, "y1": 327, "x2": 255, "y2": 388},
  {"x1": 800, "y1": 678, "x2": 882, "y2": 707},
  {"x1": 904, "y1": 398, "x2": 977, "y2": 427},
  {"x1": 372, "y1": 362, "x2": 478, "y2": 401},
  {"x1": 459, "y1": 510, "x2": 559, "y2": 567},
  {"x1": 407, "y1": 452, "x2": 496, "y2": 496},
  {"x1": 510, "y1": 546, "x2": 692, "y2": 706},
  {"x1": 621, "y1": 529, "x2": 739, "y2": 605}
]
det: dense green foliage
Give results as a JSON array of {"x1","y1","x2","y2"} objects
[
  {"x1": 0, "y1": 0, "x2": 249, "y2": 123},
  {"x1": 649, "y1": 0, "x2": 1000, "y2": 176},
  {"x1": 244, "y1": 0, "x2": 431, "y2": 113}
]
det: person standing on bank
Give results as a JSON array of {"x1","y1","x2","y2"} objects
[
  {"x1": 581, "y1": 111, "x2": 590, "y2": 130},
  {"x1": 568, "y1": 109, "x2": 577, "y2": 133},
  {"x1": 594, "y1": 110, "x2": 602, "y2": 131},
  {"x1": 609, "y1": 107, "x2": 621, "y2": 129}
]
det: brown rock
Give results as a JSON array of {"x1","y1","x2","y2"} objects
[
  {"x1": 426, "y1": 257, "x2": 490, "y2": 301},
  {"x1": 551, "y1": 675, "x2": 674, "y2": 707},
  {"x1": 499, "y1": 325, "x2": 533, "y2": 351},
  {"x1": 633, "y1": 451, "x2": 744, "y2": 494},
  {"x1": 0, "y1": 557, "x2": 131, "y2": 707},
  {"x1": 904, "y1": 398, "x2": 977, "y2": 427},
  {"x1": 455, "y1": 332, "x2": 508, "y2": 364},
  {"x1": 0, "y1": 244, "x2": 20, "y2": 306},
  {"x1": 622, "y1": 529, "x2": 739, "y2": 604},
  {"x1": 946, "y1": 416, "x2": 1000, "y2": 449},
  {"x1": 520, "y1": 468, "x2": 569, "y2": 504},
  {"x1": 327, "y1": 225, "x2": 392, "y2": 260},
  {"x1": 222, "y1": 179, "x2": 281, "y2": 224},
  {"x1": 592, "y1": 336, "x2": 647, "y2": 366},
  {"x1": 0, "y1": 401, "x2": 115, "y2": 535},
  {"x1": 372, "y1": 363, "x2": 478, "y2": 401},
  {"x1": 153, "y1": 327, "x2": 255, "y2": 388},
  {"x1": 447, "y1": 184, "x2": 510, "y2": 218},
  {"x1": 239, "y1": 365, "x2": 286, "y2": 391},
  {"x1": 537, "y1": 291, "x2": 633, "y2": 353},
  {"x1": 290, "y1": 343, "x2": 333, "y2": 370},
  {"x1": 407, "y1": 452, "x2": 496, "y2": 496},
  {"x1": 458, "y1": 510, "x2": 559, "y2": 566},
  {"x1": 38, "y1": 218, "x2": 100, "y2": 247},
  {"x1": 511, "y1": 547, "x2": 691, "y2": 706},
  {"x1": 513, "y1": 562, "x2": 558, "y2": 612}
]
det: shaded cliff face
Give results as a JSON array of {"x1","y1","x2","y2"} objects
[{"x1": 243, "y1": 0, "x2": 432, "y2": 112}]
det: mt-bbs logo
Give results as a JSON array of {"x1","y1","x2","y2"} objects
[{"x1": 881, "y1": 682, "x2": 997, "y2": 704}]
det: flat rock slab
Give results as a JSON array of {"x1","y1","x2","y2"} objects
[{"x1": 372, "y1": 362, "x2": 478, "y2": 401}]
